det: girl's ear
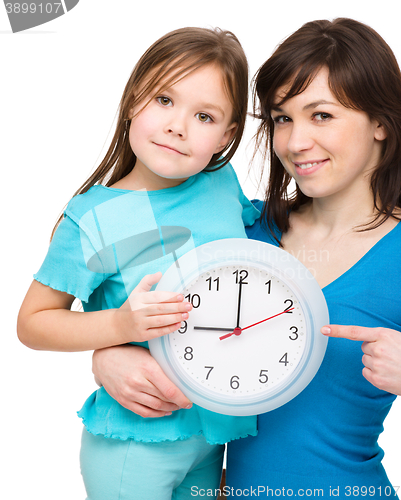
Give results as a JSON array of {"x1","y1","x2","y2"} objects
[{"x1": 215, "y1": 122, "x2": 238, "y2": 153}]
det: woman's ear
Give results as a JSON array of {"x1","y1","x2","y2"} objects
[
  {"x1": 374, "y1": 122, "x2": 387, "y2": 141},
  {"x1": 215, "y1": 122, "x2": 238, "y2": 153}
]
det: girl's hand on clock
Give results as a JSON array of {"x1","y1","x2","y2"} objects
[
  {"x1": 321, "y1": 325, "x2": 401, "y2": 395},
  {"x1": 117, "y1": 272, "x2": 193, "y2": 343},
  {"x1": 92, "y1": 344, "x2": 193, "y2": 418}
]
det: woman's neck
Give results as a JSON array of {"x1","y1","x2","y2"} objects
[{"x1": 300, "y1": 188, "x2": 378, "y2": 238}]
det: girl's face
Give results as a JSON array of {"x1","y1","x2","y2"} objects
[
  {"x1": 128, "y1": 64, "x2": 237, "y2": 190},
  {"x1": 270, "y1": 67, "x2": 387, "y2": 202}
]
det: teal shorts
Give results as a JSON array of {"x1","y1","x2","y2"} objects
[{"x1": 80, "y1": 428, "x2": 225, "y2": 500}]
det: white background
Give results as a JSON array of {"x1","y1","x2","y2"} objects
[{"x1": 2, "y1": 1, "x2": 400, "y2": 498}]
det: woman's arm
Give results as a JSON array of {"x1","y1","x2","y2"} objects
[
  {"x1": 17, "y1": 273, "x2": 192, "y2": 352},
  {"x1": 92, "y1": 344, "x2": 192, "y2": 418}
]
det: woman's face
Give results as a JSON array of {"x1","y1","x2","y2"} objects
[{"x1": 270, "y1": 67, "x2": 387, "y2": 201}]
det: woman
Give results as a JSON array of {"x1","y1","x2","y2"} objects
[{"x1": 92, "y1": 18, "x2": 401, "y2": 496}]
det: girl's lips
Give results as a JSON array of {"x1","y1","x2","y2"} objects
[
  {"x1": 293, "y1": 159, "x2": 328, "y2": 176},
  {"x1": 155, "y1": 143, "x2": 186, "y2": 155}
]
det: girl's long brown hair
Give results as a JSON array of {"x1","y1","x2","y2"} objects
[
  {"x1": 253, "y1": 18, "x2": 401, "y2": 244},
  {"x1": 52, "y1": 27, "x2": 248, "y2": 237}
]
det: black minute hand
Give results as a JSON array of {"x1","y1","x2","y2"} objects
[{"x1": 236, "y1": 280, "x2": 243, "y2": 328}]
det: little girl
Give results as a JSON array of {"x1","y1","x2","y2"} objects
[{"x1": 18, "y1": 27, "x2": 259, "y2": 499}]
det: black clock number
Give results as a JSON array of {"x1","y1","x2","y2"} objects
[
  {"x1": 233, "y1": 269, "x2": 248, "y2": 284},
  {"x1": 178, "y1": 321, "x2": 187, "y2": 334},
  {"x1": 279, "y1": 353, "x2": 289, "y2": 366},
  {"x1": 184, "y1": 346, "x2": 194, "y2": 361},
  {"x1": 205, "y1": 366, "x2": 214, "y2": 380},
  {"x1": 265, "y1": 279, "x2": 271, "y2": 294},
  {"x1": 259, "y1": 370, "x2": 269, "y2": 384},
  {"x1": 206, "y1": 277, "x2": 220, "y2": 291},
  {"x1": 289, "y1": 326, "x2": 298, "y2": 340},
  {"x1": 185, "y1": 293, "x2": 201, "y2": 308},
  {"x1": 230, "y1": 375, "x2": 240, "y2": 390},
  {"x1": 284, "y1": 299, "x2": 293, "y2": 313}
]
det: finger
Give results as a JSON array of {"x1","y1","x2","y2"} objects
[
  {"x1": 140, "y1": 291, "x2": 187, "y2": 305},
  {"x1": 133, "y1": 272, "x2": 163, "y2": 294},
  {"x1": 362, "y1": 352, "x2": 374, "y2": 370},
  {"x1": 143, "y1": 302, "x2": 192, "y2": 319},
  {"x1": 147, "y1": 367, "x2": 192, "y2": 409},
  {"x1": 361, "y1": 340, "x2": 374, "y2": 355},
  {"x1": 144, "y1": 322, "x2": 184, "y2": 339},
  {"x1": 120, "y1": 399, "x2": 177, "y2": 418},
  {"x1": 361, "y1": 366, "x2": 391, "y2": 392},
  {"x1": 138, "y1": 392, "x2": 182, "y2": 412},
  {"x1": 321, "y1": 325, "x2": 379, "y2": 342}
]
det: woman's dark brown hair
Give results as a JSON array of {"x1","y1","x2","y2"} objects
[
  {"x1": 253, "y1": 18, "x2": 401, "y2": 243},
  {"x1": 52, "y1": 26, "x2": 248, "y2": 236}
]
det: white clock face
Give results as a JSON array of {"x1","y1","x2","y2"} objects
[
  {"x1": 149, "y1": 238, "x2": 329, "y2": 415},
  {"x1": 170, "y1": 265, "x2": 307, "y2": 399}
]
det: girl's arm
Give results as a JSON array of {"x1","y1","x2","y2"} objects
[
  {"x1": 17, "y1": 273, "x2": 192, "y2": 352},
  {"x1": 92, "y1": 344, "x2": 192, "y2": 418}
]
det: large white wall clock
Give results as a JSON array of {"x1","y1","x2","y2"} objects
[{"x1": 149, "y1": 238, "x2": 329, "y2": 416}]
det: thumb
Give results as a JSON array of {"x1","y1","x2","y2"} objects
[{"x1": 133, "y1": 272, "x2": 163, "y2": 294}]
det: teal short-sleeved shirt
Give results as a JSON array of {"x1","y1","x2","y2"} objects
[{"x1": 34, "y1": 164, "x2": 260, "y2": 444}]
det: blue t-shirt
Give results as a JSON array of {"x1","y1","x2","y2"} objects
[
  {"x1": 34, "y1": 165, "x2": 260, "y2": 444},
  {"x1": 227, "y1": 200, "x2": 400, "y2": 497}
]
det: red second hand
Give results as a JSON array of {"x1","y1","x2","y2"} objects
[{"x1": 219, "y1": 307, "x2": 294, "y2": 340}]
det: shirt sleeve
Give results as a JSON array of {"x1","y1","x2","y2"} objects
[
  {"x1": 224, "y1": 163, "x2": 261, "y2": 226},
  {"x1": 34, "y1": 214, "x2": 106, "y2": 303},
  {"x1": 240, "y1": 190, "x2": 261, "y2": 227}
]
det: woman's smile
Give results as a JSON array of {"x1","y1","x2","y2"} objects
[{"x1": 293, "y1": 159, "x2": 329, "y2": 176}]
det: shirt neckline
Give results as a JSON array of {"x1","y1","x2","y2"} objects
[
  {"x1": 320, "y1": 220, "x2": 400, "y2": 291},
  {"x1": 93, "y1": 174, "x2": 197, "y2": 195}
]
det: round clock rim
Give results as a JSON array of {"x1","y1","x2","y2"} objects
[{"x1": 149, "y1": 238, "x2": 329, "y2": 415}]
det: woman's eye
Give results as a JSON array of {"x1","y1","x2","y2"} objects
[
  {"x1": 272, "y1": 115, "x2": 291, "y2": 124},
  {"x1": 157, "y1": 96, "x2": 172, "y2": 106},
  {"x1": 314, "y1": 112, "x2": 332, "y2": 122},
  {"x1": 196, "y1": 112, "x2": 212, "y2": 123}
]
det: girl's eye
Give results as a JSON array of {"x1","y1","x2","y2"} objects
[
  {"x1": 157, "y1": 96, "x2": 172, "y2": 106},
  {"x1": 196, "y1": 112, "x2": 212, "y2": 123}
]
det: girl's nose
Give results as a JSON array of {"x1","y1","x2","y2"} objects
[{"x1": 165, "y1": 113, "x2": 187, "y2": 139}]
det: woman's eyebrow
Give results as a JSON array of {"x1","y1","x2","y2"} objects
[
  {"x1": 302, "y1": 99, "x2": 338, "y2": 110},
  {"x1": 271, "y1": 99, "x2": 338, "y2": 113}
]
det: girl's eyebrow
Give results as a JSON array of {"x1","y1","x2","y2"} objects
[{"x1": 198, "y1": 102, "x2": 226, "y2": 117}]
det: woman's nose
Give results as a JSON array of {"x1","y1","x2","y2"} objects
[{"x1": 287, "y1": 123, "x2": 314, "y2": 153}]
